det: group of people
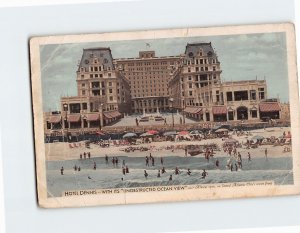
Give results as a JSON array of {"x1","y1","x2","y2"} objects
[
  {"x1": 145, "y1": 153, "x2": 164, "y2": 167},
  {"x1": 79, "y1": 152, "x2": 91, "y2": 160}
]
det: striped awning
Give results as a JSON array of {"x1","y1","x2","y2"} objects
[
  {"x1": 259, "y1": 103, "x2": 281, "y2": 112},
  {"x1": 86, "y1": 113, "x2": 100, "y2": 121},
  {"x1": 103, "y1": 112, "x2": 113, "y2": 119},
  {"x1": 110, "y1": 111, "x2": 121, "y2": 118},
  {"x1": 212, "y1": 106, "x2": 227, "y2": 115},
  {"x1": 184, "y1": 106, "x2": 202, "y2": 114},
  {"x1": 48, "y1": 115, "x2": 61, "y2": 123},
  {"x1": 67, "y1": 114, "x2": 81, "y2": 122}
]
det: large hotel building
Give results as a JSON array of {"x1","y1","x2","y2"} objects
[{"x1": 44, "y1": 42, "x2": 284, "y2": 135}]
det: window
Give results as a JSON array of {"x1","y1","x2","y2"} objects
[
  {"x1": 250, "y1": 90, "x2": 256, "y2": 100},
  {"x1": 109, "y1": 96, "x2": 113, "y2": 101},
  {"x1": 213, "y1": 66, "x2": 216, "y2": 71},
  {"x1": 109, "y1": 89, "x2": 113, "y2": 94},
  {"x1": 188, "y1": 76, "x2": 192, "y2": 81},
  {"x1": 102, "y1": 90, "x2": 105, "y2": 95},
  {"x1": 188, "y1": 68, "x2": 191, "y2": 72},
  {"x1": 189, "y1": 83, "x2": 192, "y2": 88},
  {"x1": 82, "y1": 90, "x2": 86, "y2": 95},
  {"x1": 251, "y1": 110, "x2": 257, "y2": 118},
  {"x1": 81, "y1": 83, "x2": 85, "y2": 87},
  {"x1": 227, "y1": 92, "x2": 233, "y2": 101},
  {"x1": 99, "y1": 74, "x2": 103, "y2": 78},
  {"x1": 258, "y1": 88, "x2": 265, "y2": 100},
  {"x1": 108, "y1": 73, "x2": 111, "y2": 77},
  {"x1": 234, "y1": 91, "x2": 249, "y2": 101},
  {"x1": 94, "y1": 67, "x2": 98, "y2": 72},
  {"x1": 95, "y1": 74, "x2": 98, "y2": 78},
  {"x1": 81, "y1": 75, "x2": 84, "y2": 79},
  {"x1": 82, "y1": 103, "x2": 87, "y2": 110},
  {"x1": 228, "y1": 112, "x2": 234, "y2": 120},
  {"x1": 109, "y1": 82, "x2": 112, "y2": 86},
  {"x1": 189, "y1": 91, "x2": 193, "y2": 96},
  {"x1": 90, "y1": 74, "x2": 93, "y2": 78}
]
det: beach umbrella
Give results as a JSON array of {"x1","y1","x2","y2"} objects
[
  {"x1": 140, "y1": 132, "x2": 154, "y2": 137},
  {"x1": 178, "y1": 131, "x2": 189, "y2": 135},
  {"x1": 215, "y1": 128, "x2": 229, "y2": 133},
  {"x1": 163, "y1": 131, "x2": 178, "y2": 136},
  {"x1": 224, "y1": 138, "x2": 238, "y2": 144},
  {"x1": 123, "y1": 132, "x2": 137, "y2": 138},
  {"x1": 251, "y1": 135, "x2": 265, "y2": 140},
  {"x1": 147, "y1": 130, "x2": 159, "y2": 135}
]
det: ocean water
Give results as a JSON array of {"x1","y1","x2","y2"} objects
[{"x1": 46, "y1": 155, "x2": 293, "y2": 197}]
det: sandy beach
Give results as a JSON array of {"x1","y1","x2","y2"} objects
[{"x1": 45, "y1": 127, "x2": 292, "y2": 161}]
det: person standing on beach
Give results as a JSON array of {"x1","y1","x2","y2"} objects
[
  {"x1": 93, "y1": 162, "x2": 97, "y2": 170},
  {"x1": 74, "y1": 165, "x2": 77, "y2": 171},
  {"x1": 116, "y1": 157, "x2": 119, "y2": 167},
  {"x1": 126, "y1": 166, "x2": 129, "y2": 174},
  {"x1": 112, "y1": 157, "x2": 115, "y2": 167},
  {"x1": 152, "y1": 157, "x2": 155, "y2": 166},
  {"x1": 235, "y1": 163, "x2": 238, "y2": 171},
  {"x1": 144, "y1": 170, "x2": 148, "y2": 179},
  {"x1": 78, "y1": 166, "x2": 81, "y2": 171},
  {"x1": 145, "y1": 156, "x2": 149, "y2": 167},
  {"x1": 88, "y1": 152, "x2": 91, "y2": 159},
  {"x1": 83, "y1": 152, "x2": 86, "y2": 159},
  {"x1": 265, "y1": 148, "x2": 268, "y2": 160},
  {"x1": 215, "y1": 159, "x2": 219, "y2": 168},
  {"x1": 187, "y1": 168, "x2": 191, "y2": 176},
  {"x1": 185, "y1": 147, "x2": 188, "y2": 157},
  {"x1": 162, "y1": 167, "x2": 166, "y2": 174},
  {"x1": 248, "y1": 152, "x2": 251, "y2": 162},
  {"x1": 80, "y1": 153, "x2": 82, "y2": 159},
  {"x1": 169, "y1": 175, "x2": 172, "y2": 181},
  {"x1": 201, "y1": 169, "x2": 208, "y2": 179},
  {"x1": 157, "y1": 170, "x2": 161, "y2": 178},
  {"x1": 122, "y1": 167, "x2": 126, "y2": 175},
  {"x1": 60, "y1": 166, "x2": 64, "y2": 175},
  {"x1": 105, "y1": 154, "x2": 109, "y2": 165},
  {"x1": 160, "y1": 157, "x2": 164, "y2": 165}
]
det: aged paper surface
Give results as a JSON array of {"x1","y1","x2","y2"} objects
[{"x1": 30, "y1": 23, "x2": 300, "y2": 208}]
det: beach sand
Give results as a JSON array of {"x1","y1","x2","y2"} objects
[{"x1": 45, "y1": 127, "x2": 292, "y2": 161}]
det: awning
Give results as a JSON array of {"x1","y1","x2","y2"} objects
[
  {"x1": 67, "y1": 114, "x2": 81, "y2": 122},
  {"x1": 212, "y1": 106, "x2": 227, "y2": 115},
  {"x1": 110, "y1": 111, "x2": 121, "y2": 118},
  {"x1": 48, "y1": 115, "x2": 61, "y2": 123},
  {"x1": 259, "y1": 103, "x2": 281, "y2": 112},
  {"x1": 86, "y1": 113, "x2": 100, "y2": 121},
  {"x1": 103, "y1": 112, "x2": 113, "y2": 119},
  {"x1": 184, "y1": 106, "x2": 202, "y2": 114}
]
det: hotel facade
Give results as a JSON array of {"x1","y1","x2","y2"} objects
[{"x1": 44, "y1": 43, "x2": 285, "y2": 136}]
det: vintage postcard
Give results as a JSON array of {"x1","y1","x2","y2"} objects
[{"x1": 30, "y1": 23, "x2": 300, "y2": 208}]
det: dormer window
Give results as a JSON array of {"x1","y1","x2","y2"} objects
[
  {"x1": 94, "y1": 58, "x2": 98, "y2": 64},
  {"x1": 188, "y1": 52, "x2": 194, "y2": 58}
]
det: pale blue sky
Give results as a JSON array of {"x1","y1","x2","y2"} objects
[{"x1": 40, "y1": 32, "x2": 288, "y2": 112}]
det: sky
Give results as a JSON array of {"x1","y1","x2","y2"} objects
[{"x1": 40, "y1": 32, "x2": 288, "y2": 112}]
